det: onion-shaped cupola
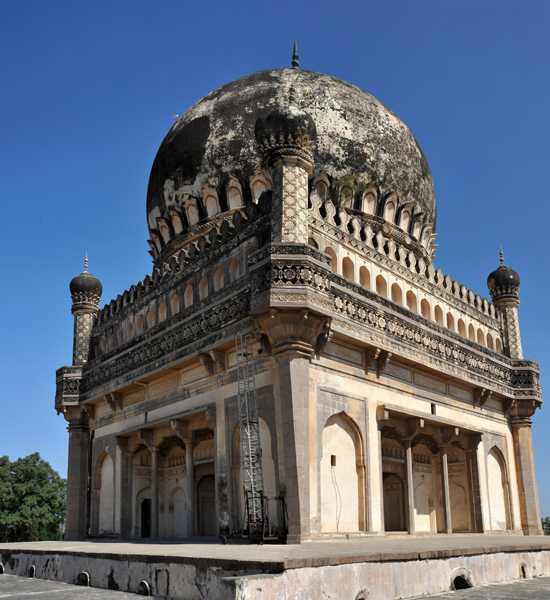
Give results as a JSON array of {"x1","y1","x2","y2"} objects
[
  {"x1": 487, "y1": 248, "x2": 520, "y2": 306},
  {"x1": 70, "y1": 254, "x2": 103, "y2": 313}
]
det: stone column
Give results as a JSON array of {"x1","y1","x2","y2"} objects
[
  {"x1": 184, "y1": 438, "x2": 195, "y2": 538},
  {"x1": 208, "y1": 404, "x2": 229, "y2": 537},
  {"x1": 150, "y1": 446, "x2": 159, "y2": 539},
  {"x1": 64, "y1": 409, "x2": 90, "y2": 540},
  {"x1": 466, "y1": 434, "x2": 484, "y2": 533},
  {"x1": 115, "y1": 437, "x2": 132, "y2": 538},
  {"x1": 404, "y1": 438, "x2": 415, "y2": 535},
  {"x1": 252, "y1": 309, "x2": 330, "y2": 543},
  {"x1": 377, "y1": 425, "x2": 386, "y2": 533},
  {"x1": 510, "y1": 400, "x2": 543, "y2": 535},
  {"x1": 439, "y1": 444, "x2": 452, "y2": 534}
]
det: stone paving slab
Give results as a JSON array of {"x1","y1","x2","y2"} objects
[
  {"x1": 1, "y1": 535, "x2": 549, "y2": 571},
  {"x1": 0, "y1": 573, "x2": 138, "y2": 598},
  {"x1": 421, "y1": 575, "x2": 550, "y2": 599}
]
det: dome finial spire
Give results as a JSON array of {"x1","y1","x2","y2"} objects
[
  {"x1": 499, "y1": 246, "x2": 504, "y2": 266},
  {"x1": 84, "y1": 252, "x2": 89, "y2": 273},
  {"x1": 292, "y1": 40, "x2": 299, "y2": 69}
]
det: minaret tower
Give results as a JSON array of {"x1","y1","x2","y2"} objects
[
  {"x1": 70, "y1": 254, "x2": 103, "y2": 365},
  {"x1": 487, "y1": 248, "x2": 523, "y2": 359},
  {"x1": 254, "y1": 46, "x2": 316, "y2": 244}
]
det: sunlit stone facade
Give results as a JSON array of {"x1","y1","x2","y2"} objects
[{"x1": 56, "y1": 66, "x2": 543, "y2": 543}]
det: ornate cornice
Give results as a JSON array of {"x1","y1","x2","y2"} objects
[
  {"x1": 248, "y1": 249, "x2": 541, "y2": 402},
  {"x1": 68, "y1": 247, "x2": 541, "y2": 408}
]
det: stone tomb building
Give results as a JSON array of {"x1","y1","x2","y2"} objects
[{"x1": 56, "y1": 64, "x2": 543, "y2": 543}]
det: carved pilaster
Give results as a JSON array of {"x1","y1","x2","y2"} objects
[
  {"x1": 509, "y1": 400, "x2": 543, "y2": 535},
  {"x1": 63, "y1": 408, "x2": 90, "y2": 540}
]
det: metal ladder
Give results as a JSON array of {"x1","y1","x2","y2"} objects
[{"x1": 235, "y1": 332, "x2": 264, "y2": 535}]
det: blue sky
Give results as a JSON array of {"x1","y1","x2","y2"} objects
[{"x1": 2, "y1": 1, "x2": 550, "y2": 515}]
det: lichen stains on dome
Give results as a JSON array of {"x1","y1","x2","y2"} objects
[{"x1": 146, "y1": 69, "x2": 436, "y2": 233}]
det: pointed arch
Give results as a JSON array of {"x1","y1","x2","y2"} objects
[
  {"x1": 414, "y1": 480, "x2": 435, "y2": 533},
  {"x1": 487, "y1": 446, "x2": 512, "y2": 531},
  {"x1": 342, "y1": 257, "x2": 354, "y2": 282},
  {"x1": 97, "y1": 452, "x2": 115, "y2": 535},
  {"x1": 376, "y1": 275, "x2": 387, "y2": 298},
  {"x1": 320, "y1": 412, "x2": 365, "y2": 533}
]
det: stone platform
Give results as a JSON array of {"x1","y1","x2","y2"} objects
[{"x1": 1, "y1": 535, "x2": 550, "y2": 599}]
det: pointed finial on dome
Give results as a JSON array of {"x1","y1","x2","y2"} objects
[
  {"x1": 84, "y1": 252, "x2": 89, "y2": 273},
  {"x1": 499, "y1": 246, "x2": 504, "y2": 266},
  {"x1": 292, "y1": 40, "x2": 299, "y2": 69}
]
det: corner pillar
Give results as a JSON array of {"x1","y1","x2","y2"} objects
[
  {"x1": 253, "y1": 309, "x2": 330, "y2": 543},
  {"x1": 64, "y1": 409, "x2": 90, "y2": 540},
  {"x1": 510, "y1": 400, "x2": 543, "y2": 535},
  {"x1": 183, "y1": 437, "x2": 195, "y2": 538}
]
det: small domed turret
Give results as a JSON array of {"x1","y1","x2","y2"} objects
[
  {"x1": 487, "y1": 248, "x2": 520, "y2": 305},
  {"x1": 70, "y1": 255, "x2": 102, "y2": 312}
]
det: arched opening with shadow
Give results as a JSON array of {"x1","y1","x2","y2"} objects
[
  {"x1": 487, "y1": 446, "x2": 513, "y2": 531},
  {"x1": 450, "y1": 568, "x2": 473, "y2": 590},
  {"x1": 320, "y1": 413, "x2": 365, "y2": 533},
  {"x1": 381, "y1": 426, "x2": 406, "y2": 532}
]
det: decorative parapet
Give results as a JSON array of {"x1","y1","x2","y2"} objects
[
  {"x1": 309, "y1": 211, "x2": 496, "y2": 324},
  {"x1": 96, "y1": 203, "x2": 268, "y2": 329},
  {"x1": 54, "y1": 365, "x2": 82, "y2": 414}
]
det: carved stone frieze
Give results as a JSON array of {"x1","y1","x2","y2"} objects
[{"x1": 80, "y1": 294, "x2": 250, "y2": 400}]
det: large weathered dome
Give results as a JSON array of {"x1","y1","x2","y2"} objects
[{"x1": 146, "y1": 69, "x2": 436, "y2": 239}]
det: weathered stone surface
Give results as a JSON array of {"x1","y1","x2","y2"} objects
[{"x1": 147, "y1": 69, "x2": 437, "y2": 243}]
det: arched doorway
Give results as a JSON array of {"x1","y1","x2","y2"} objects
[
  {"x1": 141, "y1": 499, "x2": 151, "y2": 538},
  {"x1": 196, "y1": 475, "x2": 216, "y2": 536},
  {"x1": 381, "y1": 429, "x2": 406, "y2": 532},
  {"x1": 383, "y1": 474, "x2": 405, "y2": 531},
  {"x1": 320, "y1": 414, "x2": 361, "y2": 533},
  {"x1": 171, "y1": 488, "x2": 187, "y2": 538},
  {"x1": 487, "y1": 446, "x2": 512, "y2": 530}
]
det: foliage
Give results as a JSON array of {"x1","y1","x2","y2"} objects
[
  {"x1": 329, "y1": 173, "x2": 368, "y2": 208},
  {"x1": 542, "y1": 516, "x2": 550, "y2": 535},
  {"x1": 0, "y1": 453, "x2": 66, "y2": 542},
  {"x1": 303, "y1": 90, "x2": 317, "y2": 100}
]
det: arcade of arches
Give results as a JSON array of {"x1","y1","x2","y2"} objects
[{"x1": 88, "y1": 399, "x2": 516, "y2": 539}]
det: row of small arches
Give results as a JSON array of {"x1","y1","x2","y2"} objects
[
  {"x1": 98, "y1": 259, "x2": 241, "y2": 354},
  {"x1": 324, "y1": 249, "x2": 501, "y2": 353}
]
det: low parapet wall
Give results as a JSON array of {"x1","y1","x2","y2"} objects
[{"x1": 1, "y1": 538, "x2": 550, "y2": 599}]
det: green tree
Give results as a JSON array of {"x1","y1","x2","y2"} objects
[{"x1": 0, "y1": 453, "x2": 66, "y2": 542}]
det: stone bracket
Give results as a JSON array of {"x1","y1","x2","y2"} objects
[
  {"x1": 314, "y1": 321, "x2": 333, "y2": 357},
  {"x1": 407, "y1": 417, "x2": 426, "y2": 438},
  {"x1": 104, "y1": 392, "x2": 123, "y2": 412},
  {"x1": 473, "y1": 387, "x2": 492, "y2": 407},
  {"x1": 205, "y1": 405, "x2": 217, "y2": 430},
  {"x1": 137, "y1": 428, "x2": 157, "y2": 450},
  {"x1": 366, "y1": 348, "x2": 392, "y2": 378},
  {"x1": 198, "y1": 350, "x2": 226, "y2": 376},
  {"x1": 82, "y1": 404, "x2": 96, "y2": 419}
]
